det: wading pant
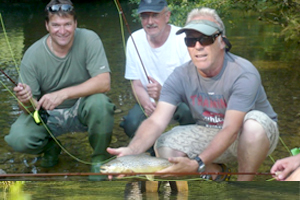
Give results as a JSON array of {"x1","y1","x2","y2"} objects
[
  {"x1": 120, "y1": 102, "x2": 195, "y2": 138},
  {"x1": 5, "y1": 94, "x2": 115, "y2": 160}
]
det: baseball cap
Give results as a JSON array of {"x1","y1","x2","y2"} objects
[
  {"x1": 176, "y1": 19, "x2": 223, "y2": 36},
  {"x1": 137, "y1": 0, "x2": 168, "y2": 14}
]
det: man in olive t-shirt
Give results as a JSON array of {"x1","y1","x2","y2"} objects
[{"x1": 4, "y1": 0, "x2": 114, "y2": 181}]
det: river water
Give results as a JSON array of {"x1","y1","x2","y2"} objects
[{"x1": 0, "y1": 1, "x2": 300, "y2": 199}]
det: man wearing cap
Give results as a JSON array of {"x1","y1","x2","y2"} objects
[
  {"x1": 108, "y1": 7, "x2": 279, "y2": 181},
  {"x1": 120, "y1": 0, "x2": 195, "y2": 143}
]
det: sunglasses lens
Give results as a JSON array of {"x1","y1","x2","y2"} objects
[
  {"x1": 61, "y1": 5, "x2": 73, "y2": 11},
  {"x1": 48, "y1": 4, "x2": 73, "y2": 12},
  {"x1": 48, "y1": 5, "x2": 60, "y2": 12},
  {"x1": 201, "y1": 37, "x2": 214, "y2": 46},
  {"x1": 185, "y1": 38, "x2": 196, "y2": 47},
  {"x1": 185, "y1": 34, "x2": 219, "y2": 47}
]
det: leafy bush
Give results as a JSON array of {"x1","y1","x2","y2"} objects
[{"x1": 129, "y1": 0, "x2": 300, "y2": 42}]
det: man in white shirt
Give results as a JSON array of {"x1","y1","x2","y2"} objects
[{"x1": 120, "y1": 0, "x2": 195, "y2": 150}]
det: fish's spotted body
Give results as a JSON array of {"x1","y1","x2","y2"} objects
[{"x1": 100, "y1": 154, "x2": 172, "y2": 173}]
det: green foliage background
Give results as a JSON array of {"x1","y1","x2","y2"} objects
[{"x1": 129, "y1": 0, "x2": 300, "y2": 43}]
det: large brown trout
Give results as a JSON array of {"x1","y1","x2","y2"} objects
[{"x1": 100, "y1": 154, "x2": 172, "y2": 175}]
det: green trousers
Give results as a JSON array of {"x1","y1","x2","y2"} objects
[{"x1": 5, "y1": 94, "x2": 115, "y2": 160}]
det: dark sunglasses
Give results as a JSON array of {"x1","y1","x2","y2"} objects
[
  {"x1": 185, "y1": 32, "x2": 222, "y2": 47},
  {"x1": 47, "y1": 4, "x2": 73, "y2": 12}
]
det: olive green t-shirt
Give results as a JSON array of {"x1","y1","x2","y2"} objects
[{"x1": 19, "y1": 28, "x2": 110, "y2": 109}]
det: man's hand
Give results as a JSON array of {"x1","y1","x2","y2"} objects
[
  {"x1": 271, "y1": 154, "x2": 300, "y2": 181},
  {"x1": 37, "y1": 91, "x2": 67, "y2": 110},
  {"x1": 14, "y1": 83, "x2": 32, "y2": 104},
  {"x1": 106, "y1": 147, "x2": 135, "y2": 157},
  {"x1": 147, "y1": 76, "x2": 162, "y2": 101},
  {"x1": 105, "y1": 147, "x2": 136, "y2": 180},
  {"x1": 143, "y1": 101, "x2": 156, "y2": 117},
  {"x1": 157, "y1": 157, "x2": 198, "y2": 174}
]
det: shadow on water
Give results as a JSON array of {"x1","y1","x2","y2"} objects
[{"x1": 0, "y1": 1, "x2": 300, "y2": 199}]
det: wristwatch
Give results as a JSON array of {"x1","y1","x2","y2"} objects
[{"x1": 193, "y1": 156, "x2": 206, "y2": 172}]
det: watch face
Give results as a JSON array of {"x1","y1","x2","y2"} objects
[{"x1": 198, "y1": 164, "x2": 205, "y2": 173}]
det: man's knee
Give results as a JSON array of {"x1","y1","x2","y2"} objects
[
  {"x1": 121, "y1": 115, "x2": 143, "y2": 138},
  {"x1": 5, "y1": 134, "x2": 34, "y2": 153},
  {"x1": 241, "y1": 119, "x2": 269, "y2": 144},
  {"x1": 120, "y1": 104, "x2": 147, "y2": 138},
  {"x1": 242, "y1": 110, "x2": 279, "y2": 155},
  {"x1": 81, "y1": 94, "x2": 115, "y2": 117},
  {"x1": 174, "y1": 103, "x2": 195, "y2": 125},
  {"x1": 6, "y1": 114, "x2": 49, "y2": 154}
]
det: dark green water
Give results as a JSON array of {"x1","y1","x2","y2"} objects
[{"x1": 0, "y1": 1, "x2": 300, "y2": 199}]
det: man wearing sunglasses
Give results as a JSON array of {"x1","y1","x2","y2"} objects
[
  {"x1": 120, "y1": 0, "x2": 195, "y2": 152},
  {"x1": 5, "y1": 0, "x2": 115, "y2": 181},
  {"x1": 108, "y1": 7, "x2": 279, "y2": 181}
]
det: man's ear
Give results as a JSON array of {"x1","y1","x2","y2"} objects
[
  {"x1": 74, "y1": 19, "x2": 78, "y2": 28},
  {"x1": 45, "y1": 21, "x2": 49, "y2": 32},
  {"x1": 165, "y1": 11, "x2": 171, "y2": 23}
]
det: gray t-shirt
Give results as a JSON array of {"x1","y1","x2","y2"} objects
[
  {"x1": 160, "y1": 52, "x2": 277, "y2": 128},
  {"x1": 19, "y1": 28, "x2": 110, "y2": 109}
]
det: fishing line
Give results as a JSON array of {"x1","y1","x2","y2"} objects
[
  {"x1": 113, "y1": 1, "x2": 142, "y2": 121},
  {"x1": 113, "y1": 0, "x2": 126, "y2": 56},
  {"x1": 0, "y1": 13, "x2": 36, "y2": 111},
  {"x1": 114, "y1": 0, "x2": 150, "y2": 84},
  {"x1": 113, "y1": 0, "x2": 150, "y2": 117},
  {"x1": 0, "y1": 13, "x2": 19, "y2": 70},
  {"x1": 0, "y1": 70, "x2": 93, "y2": 165},
  {"x1": 0, "y1": 2, "x2": 293, "y2": 178},
  {"x1": 0, "y1": 12, "x2": 94, "y2": 165},
  {"x1": 111, "y1": 2, "x2": 293, "y2": 182}
]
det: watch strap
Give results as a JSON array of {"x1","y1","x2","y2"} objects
[{"x1": 193, "y1": 156, "x2": 205, "y2": 172}]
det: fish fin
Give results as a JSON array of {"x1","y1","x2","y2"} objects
[{"x1": 146, "y1": 175, "x2": 154, "y2": 181}]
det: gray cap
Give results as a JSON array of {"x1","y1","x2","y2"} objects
[
  {"x1": 137, "y1": 0, "x2": 168, "y2": 14},
  {"x1": 176, "y1": 20, "x2": 223, "y2": 36}
]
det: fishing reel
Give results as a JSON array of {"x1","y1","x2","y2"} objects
[{"x1": 33, "y1": 108, "x2": 49, "y2": 125}]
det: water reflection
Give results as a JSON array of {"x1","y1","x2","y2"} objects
[
  {"x1": 0, "y1": 0, "x2": 300, "y2": 197},
  {"x1": 1, "y1": 180, "x2": 299, "y2": 199}
]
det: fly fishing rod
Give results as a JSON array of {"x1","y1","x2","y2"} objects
[
  {"x1": 0, "y1": 171, "x2": 276, "y2": 177},
  {"x1": 0, "y1": 68, "x2": 48, "y2": 125},
  {"x1": 114, "y1": 0, "x2": 150, "y2": 83},
  {"x1": 0, "y1": 68, "x2": 17, "y2": 86},
  {"x1": 0, "y1": 67, "x2": 93, "y2": 165}
]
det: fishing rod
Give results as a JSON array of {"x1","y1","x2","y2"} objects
[
  {"x1": 0, "y1": 171, "x2": 276, "y2": 178},
  {"x1": 0, "y1": 67, "x2": 48, "y2": 125},
  {"x1": 114, "y1": 0, "x2": 150, "y2": 83},
  {"x1": 0, "y1": 12, "x2": 94, "y2": 166},
  {"x1": 0, "y1": 67, "x2": 91, "y2": 164},
  {"x1": 0, "y1": 68, "x2": 17, "y2": 86}
]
